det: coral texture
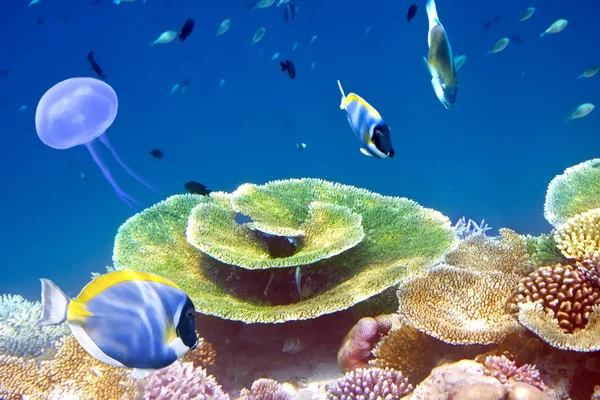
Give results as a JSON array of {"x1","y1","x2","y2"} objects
[
  {"x1": 525, "y1": 233, "x2": 564, "y2": 268},
  {"x1": 0, "y1": 294, "x2": 70, "y2": 357},
  {"x1": 143, "y1": 360, "x2": 229, "y2": 400},
  {"x1": 555, "y1": 208, "x2": 600, "y2": 261},
  {"x1": 181, "y1": 336, "x2": 217, "y2": 369},
  {"x1": 113, "y1": 179, "x2": 456, "y2": 323},
  {"x1": 239, "y1": 378, "x2": 293, "y2": 400},
  {"x1": 483, "y1": 355, "x2": 545, "y2": 391},
  {"x1": 326, "y1": 367, "x2": 413, "y2": 400},
  {"x1": 337, "y1": 314, "x2": 399, "y2": 372}
]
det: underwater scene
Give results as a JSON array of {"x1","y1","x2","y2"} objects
[{"x1": 1, "y1": 0, "x2": 600, "y2": 398}]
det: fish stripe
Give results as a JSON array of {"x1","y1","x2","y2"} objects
[
  {"x1": 344, "y1": 93, "x2": 381, "y2": 119},
  {"x1": 75, "y1": 270, "x2": 180, "y2": 305}
]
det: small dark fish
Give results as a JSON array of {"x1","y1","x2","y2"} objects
[
  {"x1": 0, "y1": 69, "x2": 9, "y2": 78},
  {"x1": 179, "y1": 18, "x2": 195, "y2": 42},
  {"x1": 149, "y1": 149, "x2": 164, "y2": 159},
  {"x1": 184, "y1": 181, "x2": 211, "y2": 196},
  {"x1": 509, "y1": 34, "x2": 524, "y2": 45},
  {"x1": 91, "y1": 0, "x2": 103, "y2": 5},
  {"x1": 35, "y1": 17, "x2": 44, "y2": 25},
  {"x1": 87, "y1": 51, "x2": 106, "y2": 80},
  {"x1": 280, "y1": 60, "x2": 296, "y2": 79},
  {"x1": 483, "y1": 16, "x2": 501, "y2": 31},
  {"x1": 283, "y1": 3, "x2": 297, "y2": 22},
  {"x1": 406, "y1": 4, "x2": 417, "y2": 22}
]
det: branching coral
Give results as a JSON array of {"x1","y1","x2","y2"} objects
[
  {"x1": 483, "y1": 355, "x2": 545, "y2": 390},
  {"x1": 337, "y1": 314, "x2": 399, "y2": 372},
  {"x1": 326, "y1": 367, "x2": 413, "y2": 400},
  {"x1": 239, "y1": 378, "x2": 293, "y2": 400},
  {"x1": 525, "y1": 233, "x2": 565, "y2": 268},
  {"x1": 555, "y1": 208, "x2": 600, "y2": 261},
  {"x1": 0, "y1": 294, "x2": 70, "y2": 358},
  {"x1": 113, "y1": 179, "x2": 456, "y2": 323},
  {"x1": 143, "y1": 360, "x2": 229, "y2": 400},
  {"x1": 396, "y1": 264, "x2": 523, "y2": 345},
  {"x1": 544, "y1": 158, "x2": 600, "y2": 229},
  {"x1": 508, "y1": 263, "x2": 600, "y2": 351}
]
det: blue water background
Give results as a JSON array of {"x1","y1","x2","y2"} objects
[{"x1": 0, "y1": 0, "x2": 598, "y2": 299}]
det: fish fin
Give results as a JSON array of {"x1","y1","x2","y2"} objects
[
  {"x1": 360, "y1": 148, "x2": 374, "y2": 157},
  {"x1": 131, "y1": 368, "x2": 156, "y2": 380},
  {"x1": 160, "y1": 304, "x2": 178, "y2": 344},
  {"x1": 280, "y1": 61, "x2": 288, "y2": 71},
  {"x1": 337, "y1": 80, "x2": 347, "y2": 109},
  {"x1": 453, "y1": 55, "x2": 466, "y2": 71},
  {"x1": 70, "y1": 323, "x2": 124, "y2": 368},
  {"x1": 425, "y1": 0, "x2": 439, "y2": 30},
  {"x1": 539, "y1": 32, "x2": 546, "y2": 37},
  {"x1": 423, "y1": 57, "x2": 433, "y2": 75},
  {"x1": 37, "y1": 279, "x2": 70, "y2": 326},
  {"x1": 67, "y1": 301, "x2": 94, "y2": 324}
]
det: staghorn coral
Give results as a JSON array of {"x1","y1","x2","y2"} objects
[
  {"x1": 239, "y1": 378, "x2": 293, "y2": 400},
  {"x1": 396, "y1": 264, "x2": 524, "y2": 345},
  {"x1": 113, "y1": 179, "x2": 456, "y2": 323},
  {"x1": 143, "y1": 360, "x2": 229, "y2": 400},
  {"x1": 525, "y1": 234, "x2": 565, "y2": 268},
  {"x1": 0, "y1": 294, "x2": 70, "y2": 358},
  {"x1": 453, "y1": 217, "x2": 492, "y2": 240},
  {"x1": 337, "y1": 314, "x2": 399, "y2": 372},
  {"x1": 0, "y1": 335, "x2": 138, "y2": 399},
  {"x1": 326, "y1": 367, "x2": 413, "y2": 400},
  {"x1": 555, "y1": 208, "x2": 600, "y2": 261},
  {"x1": 544, "y1": 158, "x2": 600, "y2": 229},
  {"x1": 508, "y1": 263, "x2": 600, "y2": 351},
  {"x1": 181, "y1": 336, "x2": 217, "y2": 369},
  {"x1": 483, "y1": 355, "x2": 545, "y2": 390}
]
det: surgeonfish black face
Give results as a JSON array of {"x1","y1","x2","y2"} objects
[
  {"x1": 372, "y1": 124, "x2": 394, "y2": 158},
  {"x1": 176, "y1": 297, "x2": 198, "y2": 349}
]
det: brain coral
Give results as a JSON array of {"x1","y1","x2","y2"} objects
[
  {"x1": 544, "y1": 158, "x2": 600, "y2": 228},
  {"x1": 113, "y1": 179, "x2": 456, "y2": 323}
]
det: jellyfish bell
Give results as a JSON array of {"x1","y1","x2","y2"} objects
[{"x1": 35, "y1": 77, "x2": 155, "y2": 208}]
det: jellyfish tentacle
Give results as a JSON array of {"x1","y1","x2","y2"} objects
[
  {"x1": 98, "y1": 135, "x2": 158, "y2": 193},
  {"x1": 84, "y1": 141, "x2": 142, "y2": 209}
]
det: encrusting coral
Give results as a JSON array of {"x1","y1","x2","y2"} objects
[
  {"x1": 239, "y1": 378, "x2": 293, "y2": 400},
  {"x1": 326, "y1": 367, "x2": 413, "y2": 400},
  {"x1": 544, "y1": 158, "x2": 600, "y2": 229},
  {"x1": 337, "y1": 314, "x2": 399, "y2": 372},
  {"x1": 508, "y1": 263, "x2": 600, "y2": 352},
  {"x1": 0, "y1": 294, "x2": 70, "y2": 358},
  {"x1": 113, "y1": 179, "x2": 456, "y2": 323}
]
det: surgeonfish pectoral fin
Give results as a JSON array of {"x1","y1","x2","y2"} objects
[
  {"x1": 359, "y1": 148, "x2": 374, "y2": 157},
  {"x1": 337, "y1": 80, "x2": 346, "y2": 109},
  {"x1": 131, "y1": 368, "x2": 156, "y2": 380},
  {"x1": 37, "y1": 279, "x2": 70, "y2": 326},
  {"x1": 160, "y1": 311, "x2": 178, "y2": 344}
]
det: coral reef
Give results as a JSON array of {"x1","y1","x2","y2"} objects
[
  {"x1": 483, "y1": 355, "x2": 545, "y2": 390},
  {"x1": 337, "y1": 314, "x2": 399, "y2": 372},
  {"x1": 113, "y1": 179, "x2": 456, "y2": 323},
  {"x1": 525, "y1": 234, "x2": 565, "y2": 268},
  {"x1": 555, "y1": 208, "x2": 600, "y2": 261},
  {"x1": 0, "y1": 294, "x2": 70, "y2": 358},
  {"x1": 326, "y1": 367, "x2": 413, "y2": 400},
  {"x1": 453, "y1": 217, "x2": 492, "y2": 240},
  {"x1": 181, "y1": 336, "x2": 217, "y2": 369},
  {"x1": 143, "y1": 360, "x2": 229, "y2": 400},
  {"x1": 508, "y1": 263, "x2": 600, "y2": 351},
  {"x1": 544, "y1": 158, "x2": 600, "y2": 229},
  {"x1": 239, "y1": 378, "x2": 293, "y2": 400}
]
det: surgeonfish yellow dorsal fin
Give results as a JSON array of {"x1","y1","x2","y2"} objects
[{"x1": 67, "y1": 301, "x2": 94, "y2": 324}]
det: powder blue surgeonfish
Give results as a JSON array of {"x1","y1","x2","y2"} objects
[
  {"x1": 337, "y1": 80, "x2": 394, "y2": 158},
  {"x1": 424, "y1": 0, "x2": 458, "y2": 108},
  {"x1": 37, "y1": 270, "x2": 198, "y2": 379}
]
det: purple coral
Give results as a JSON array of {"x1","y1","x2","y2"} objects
[
  {"x1": 326, "y1": 367, "x2": 413, "y2": 400},
  {"x1": 143, "y1": 361, "x2": 229, "y2": 400},
  {"x1": 483, "y1": 355, "x2": 545, "y2": 391},
  {"x1": 239, "y1": 378, "x2": 293, "y2": 400}
]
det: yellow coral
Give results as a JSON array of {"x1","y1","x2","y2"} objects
[
  {"x1": 555, "y1": 208, "x2": 600, "y2": 261},
  {"x1": 0, "y1": 354, "x2": 50, "y2": 399},
  {"x1": 396, "y1": 264, "x2": 524, "y2": 345}
]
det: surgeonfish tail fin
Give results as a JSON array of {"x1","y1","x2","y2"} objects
[
  {"x1": 37, "y1": 278, "x2": 70, "y2": 326},
  {"x1": 337, "y1": 80, "x2": 346, "y2": 109}
]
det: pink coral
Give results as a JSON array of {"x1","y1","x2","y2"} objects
[
  {"x1": 326, "y1": 367, "x2": 413, "y2": 400},
  {"x1": 337, "y1": 314, "x2": 399, "y2": 372},
  {"x1": 239, "y1": 378, "x2": 292, "y2": 400},
  {"x1": 483, "y1": 355, "x2": 545, "y2": 391},
  {"x1": 143, "y1": 361, "x2": 229, "y2": 400}
]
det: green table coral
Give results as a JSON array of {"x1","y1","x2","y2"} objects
[
  {"x1": 113, "y1": 179, "x2": 456, "y2": 323},
  {"x1": 544, "y1": 158, "x2": 600, "y2": 228}
]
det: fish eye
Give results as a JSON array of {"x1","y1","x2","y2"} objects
[{"x1": 185, "y1": 308, "x2": 195, "y2": 319}]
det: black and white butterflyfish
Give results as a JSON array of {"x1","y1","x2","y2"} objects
[{"x1": 337, "y1": 80, "x2": 394, "y2": 159}]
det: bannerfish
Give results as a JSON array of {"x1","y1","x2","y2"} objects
[
  {"x1": 406, "y1": 4, "x2": 417, "y2": 22},
  {"x1": 424, "y1": 0, "x2": 458, "y2": 109},
  {"x1": 280, "y1": 60, "x2": 296, "y2": 79},
  {"x1": 179, "y1": 18, "x2": 195, "y2": 42},
  {"x1": 337, "y1": 80, "x2": 394, "y2": 159},
  {"x1": 149, "y1": 149, "x2": 164, "y2": 159},
  {"x1": 283, "y1": 3, "x2": 297, "y2": 22},
  {"x1": 184, "y1": 181, "x2": 211, "y2": 195},
  {"x1": 87, "y1": 51, "x2": 106, "y2": 80},
  {"x1": 37, "y1": 270, "x2": 198, "y2": 379}
]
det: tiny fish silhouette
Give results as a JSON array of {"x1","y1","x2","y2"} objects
[
  {"x1": 149, "y1": 149, "x2": 164, "y2": 159},
  {"x1": 280, "y1": 60, "x2": 296, "y2": 79},
  {"x1": 283, "y1": 3, "x2": 297, "y2": 22},
  {"x1": 184, "y1": 181, "x2": 211, "y2": 195},
  {"x1": 179, "y1": 19, "x2": 195, "y2": 42},
  {"x1": 87, "y1": 51, "x2": 106, "y2": 80},
  {"x1": 509, "y1": 35, "x2": 524, "y2": 45},
  {"x1": 406, "y1": 4, "x2": 417, "y2": 22},
  {"x1": 0, "y1": 69, "x2": 9, "y2": 79}
]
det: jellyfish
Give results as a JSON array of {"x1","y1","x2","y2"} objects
[{"x1": 35, "y1": 77, "x2": 155, "y2": 207}]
